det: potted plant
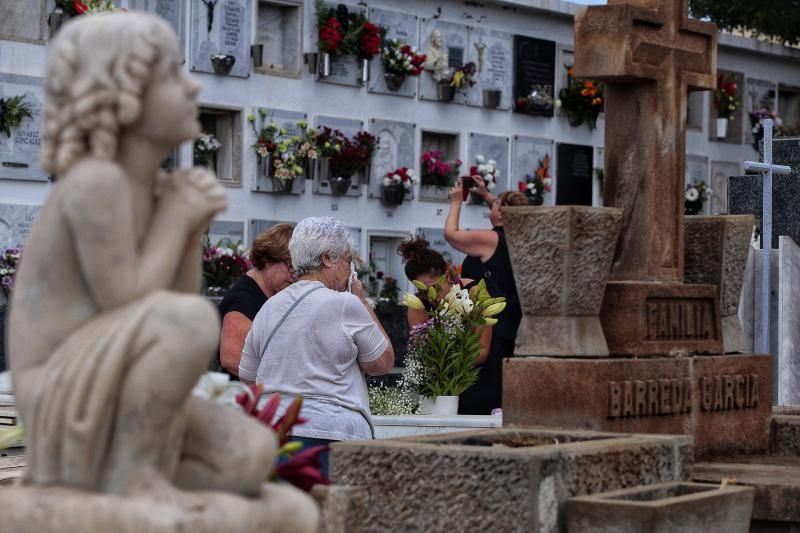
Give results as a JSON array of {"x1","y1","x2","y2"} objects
[
  {"x1": 0, "y1": 247, "x2": 21, "y2": 303},
  {"x1": 250, "y1": 111, "x2": 319, "y2": 194},
  {"x1": 381, "y1": 166, "x2": 417, "y2": 206},
  {"x1": 714, "y1": 74, "x2": 739, "y2": 139},
  {"x1": 467, "y1": 155, "x2": 499, "y2": 204},
  {"x1": 420, "y1": 151, "x2": 461, "y2": 199},
  {"x1": 514, "y1": 84, "x2": 554, "y2": 115},
  {"x1": 315, "y1": 127, "x2": 377, "y2": 195},
  {"x1": 201, "y1": 237, "x2": 251, "y2": 297},
  {"x1": 380, "y1": 38, "x2": 426, "y2": 91},
  {"x1": 0, "y1": 96, "x2": 32, "y2": 139},
  {"x1": 517, "y1": 155, "x2": 553, "y2": 205},
  {"x1": 685, "y1": 180, "x2": 711, "y2": 215},
  {"x1": 749, "y1": 107, "x2": 783, "y2": 152},
  {"x1": 440, "y1": 62, "x2": 476, "y2": 102},
  {"x1": 556, "y1": 65, "x2": 604, "y2": 129},
  {"x1": 401, "y1": 277, "x2": 506, "y2": 415},
  {"x1": 193, "y1": 132, "x2": 222, "y2": 173},
  {"x1": 355, "y1": 20, "x2": 381, "y2": 84}
]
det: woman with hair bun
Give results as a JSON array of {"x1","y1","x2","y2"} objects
[{"x1": 397, "y1": 237, "x2": 493, "y2": 414}]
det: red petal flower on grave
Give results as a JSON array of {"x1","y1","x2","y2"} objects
[
  {"x1": 274, "y1": 446, "x2": 331, "y2": 492},
  {"x1": 73, "y1": 0, "x2": 88, "y2": 14},
  {"x1": 518, "y1": 181, "x2": 528, "y2": 193}
]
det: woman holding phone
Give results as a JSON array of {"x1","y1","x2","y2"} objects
[{"x1": 443, "y1": 177, "x2": 528, "y2": 413}]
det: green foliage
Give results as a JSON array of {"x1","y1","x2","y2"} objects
[
  {"x1": 690, "y1": 0, "x2": 800, "y2": 45},
  {"x1": 0, "y1": 96, "x2": 32, "y2": 138},
  {"x1": 418, "y1": 322, "x2": 482, "y2": 397}
]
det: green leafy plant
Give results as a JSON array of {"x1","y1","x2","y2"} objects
[
  {"x1": 557, "y1": 64, "x2": 604, "y2": 130},
  {"x1": 0, "y1": 96, "x2": 32, "y2": 138},
  {"x1": 402, "y1": 276, "x2": 505, "y2": 397}
]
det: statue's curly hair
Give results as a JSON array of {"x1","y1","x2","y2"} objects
[{"x1": 41, "y1": 13, "x2": 177, "y2": 177}]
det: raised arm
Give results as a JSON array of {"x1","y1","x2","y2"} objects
[
  {"x1": 444, "y1": 179, "x2": 498, "y2": 261},
  {"x1": 64, "y1": 164, "x2": 225, "y2": 310}
]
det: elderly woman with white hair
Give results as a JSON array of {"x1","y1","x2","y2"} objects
[{"x1": 239, "y1": 216, "x2": 394, "y2": 475}]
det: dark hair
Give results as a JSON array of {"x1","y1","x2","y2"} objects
[
  {"x1": 397, "y1": 237, "x2": 447, "y2": 281},
  {"x1": 251, "y1": 223, "x2": 294, "y2": 270}
]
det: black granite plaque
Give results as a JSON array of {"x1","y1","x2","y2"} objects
[
  {"x1": 555, "y1": 143, "x2": 593, "y2": 206},
  {"x1": 728, "y1": 137, "x2": 800, "y2": 248},
  {"x1": 513, "y1": 35, "x2": 555, "y2": 117}
]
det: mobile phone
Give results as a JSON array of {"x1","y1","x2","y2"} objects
[
  {"x1": 462, "y1": 176, "x2": 475, "y2": 202},
  {"x1": 347, "y1": 261, "x2": 356, "y2": 292}
]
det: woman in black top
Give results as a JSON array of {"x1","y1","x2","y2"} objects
[
  {"x1": 218, "y1": 223, "x2": 295, "y2": 376},
  {"x1": 444, "y1": 178, "x2": 528, "y2": 413},
  {"x1": 398, "y1": 237, "x2": 492, "y2": 413}
]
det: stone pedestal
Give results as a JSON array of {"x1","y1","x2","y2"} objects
[
  {"x1": 684, "y1": 215, "x2": 754, "y2": 353},
  {"x1": 501, "y1": 205, "x2": 623, "y2": 356},
  {"x1": 502, "y1": 354, "x2": 772, "y2": 457},
  {"x1": 600, "y1": 282, "x2": 723, "y2": 356}
]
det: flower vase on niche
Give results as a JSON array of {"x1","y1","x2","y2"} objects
[
  {"x1": 714, "y1": 73, "x2": 738, "y2": 141},
  {"x1": 193, "y1": 132, "x2": 221, "y2": 175},
  {"x1": 437, "y1": 82, "x2": 455, "y2": 102},
  {"x1": 329, "y1": 175, "x2": 352, "y2": 196},
  {"x1": 381, "y1": 38, "x2": 426, "y2": 92},
  {"x1": 381, "y1": 167, "x2": 416, "y2": 207},
  {"x1": 482, "y1": 89, "x2": 502, "y2": 108},
  {"x1": 384, "y1": 73, "x2": 405, "y2": 91},
  {"x1": 684, "y1": 180, "x2": 710, "y2": 216},
  {"x1": 716, "y1": 118, "x2": 729, "y2": 139},
  {"x1": 381, "y1": 184, "x2": 406, "y2": 206},
  {"x1": 210, "y1": 54, "x2": 235, "y2": 75},
  {"x1": 518, "y1": 154, "x2": 553, "y2": 205}
]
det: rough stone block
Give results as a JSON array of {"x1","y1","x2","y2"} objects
[
  {"x1": 600, "y1": 282, "x2": 723, "y2": 356},
  {"x1": 503, "y1": 354, "x2": 772, "y2": 457},
  {"x1": 331, "y1": 428, "x2": 691, "y2": 533},
  {"x1": 770, "y1": 415, "x2": 800, "y2": 457},
  {"x1": 567, "y1": 481, "x2": 754, "y2": 533},
  {"x1": 684, "y1": 215, "x2": 754, "y2": 353},
  {"x1": 311, "y1": 484, "x2": 368, "y2": 533},
  {"x1": 501, "y1": 205, "x2": 623, "y2": 356}
]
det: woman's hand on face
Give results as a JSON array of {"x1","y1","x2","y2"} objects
[
  {"x1": 350, "y1": 277, "x2": 366, "y2": 299},
  {"x1": 449, "y1": 179, "x2": 463, "y2": 204}
]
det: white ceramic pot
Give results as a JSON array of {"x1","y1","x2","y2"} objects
[
  {"x1": 432, "y1": 395, "x2": 459, "y2": 416},
  {"x1": 716, "y1": 117, "x2": 729, "y2": 139}
]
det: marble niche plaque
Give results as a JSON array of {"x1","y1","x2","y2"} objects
[
  {"x1": 190, "y1": 0, "x2": 252, "y2": 78},
  {"x1": 317, "y1": 3, "x2": 364, "y2": 88},
  {"x1": 0, "y1": 73, "x2": 46, "y2": 182},
  {"x1": 468, "y1": 133, "x2": 509, "y2": 198},
  {"x1": 419, "y1": 19, "x2": 470, "y2": 104},
  {"x1": 208, "y1": 220, "x2": 245, "y2": 245},
  {"x1": 367, "y1": 8, "x2": 419, "y2": 98},
  {"x1": 368, "y1": 119, "x2": 416, "y2": 202},
  {"x1": 251, "y1": 107, "x2": 307, "y2": 195},
  {"x1": 744, "y1": 78, "x2": 777, "y2": 146},
  {"x1": 416, "y1": 227, "x2": 465, "y2": 269},
  {"x1": 555, "y1": 143, "x2": 593, "y2": 206},
  {"x1": 686, "y1": 154, "x2": 710, "y2": 215},
  {"x1": 248, "y1": 218, "x2": 289, "y2": 248},
  {"x1": 0, "y1": 203, "x2": 40, "y2": 251},
  {"x1": 512, "y1": 135, "x2": 554, "y2": 205},
  {"x1": 709, "y1": 161, "x2": 740, "y2": 215},
  {"x1": 314, "y1": 115, "x2": 365, "y2": 197},
  {"x1": 465, "y1": 28, "x2": 513, "y2": 110},
  {"x1": 513, "y1": 35, "x2": 556, "y2": 117},
  {"x1": 129, "y1": 0, "x2": 185, "y2": 60},
  {"x1": 0, "y1": 0, "x2": 46, "y2": 44},
  {"x1": 348, "y1": 226, "x2": 363, "y2": 256}
]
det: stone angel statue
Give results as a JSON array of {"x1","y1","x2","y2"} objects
[{"x1": 2, "y1": 12, "x2": 318, "y2": 532}]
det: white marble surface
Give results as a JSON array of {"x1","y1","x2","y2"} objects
[
  {"x1": 779, "y1": 236, "x2": 800, "y2": 405},
  {"x1": 373, "y1": 414, "x2": 501, "y2": 439}
]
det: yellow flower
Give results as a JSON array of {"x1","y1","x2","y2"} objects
[
  {"x1": 412, "y1": 280, "x2": 428, "y2": 291},
  {"x1": 483, "y1": 318, "x2": 498, "y2": 326},
  {"x1": 402, "y1": 293, "x2": 425, "y2": 310},
  {"x1": 0, "y1": 426, "x2": 24, "y2": 450},
  {"x1": 451, "y1": 70, "x2": 465, "y2": 88},
  {"x1": 482, "y1": 301, "x2": 506, "y2": 317}
]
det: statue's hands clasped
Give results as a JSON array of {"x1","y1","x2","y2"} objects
[{"x1": 160, "y1": 167, "x2": 227, "y2": 231}]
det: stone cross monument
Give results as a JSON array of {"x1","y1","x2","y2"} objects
[{"x1": 574, "y1": 0, "x2": 723, "y2": 355}]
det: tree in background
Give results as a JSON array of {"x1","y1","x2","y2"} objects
[{"x1": 690, "y1": 0, "x2": 800, "y2": 46}]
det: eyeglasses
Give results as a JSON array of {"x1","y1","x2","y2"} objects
[{"x1": 283, "y1": 260, "x2": 295, "y2": 274}]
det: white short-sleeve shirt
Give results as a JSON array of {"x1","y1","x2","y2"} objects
[{"x1": 240, "y1": 280, "x2": 388, "y2": 440}]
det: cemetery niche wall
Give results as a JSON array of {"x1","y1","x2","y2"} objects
[{"x1": 190, "y1": 0, "x2": 252, "y2": 77}]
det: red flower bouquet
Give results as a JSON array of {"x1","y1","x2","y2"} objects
[{"x1": 421, "y1": 151, "x2": 461, "y2": 188}]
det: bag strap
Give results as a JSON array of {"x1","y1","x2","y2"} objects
[{"x1": 261, "y1": 285, "x2": 323, "y2": 355}]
